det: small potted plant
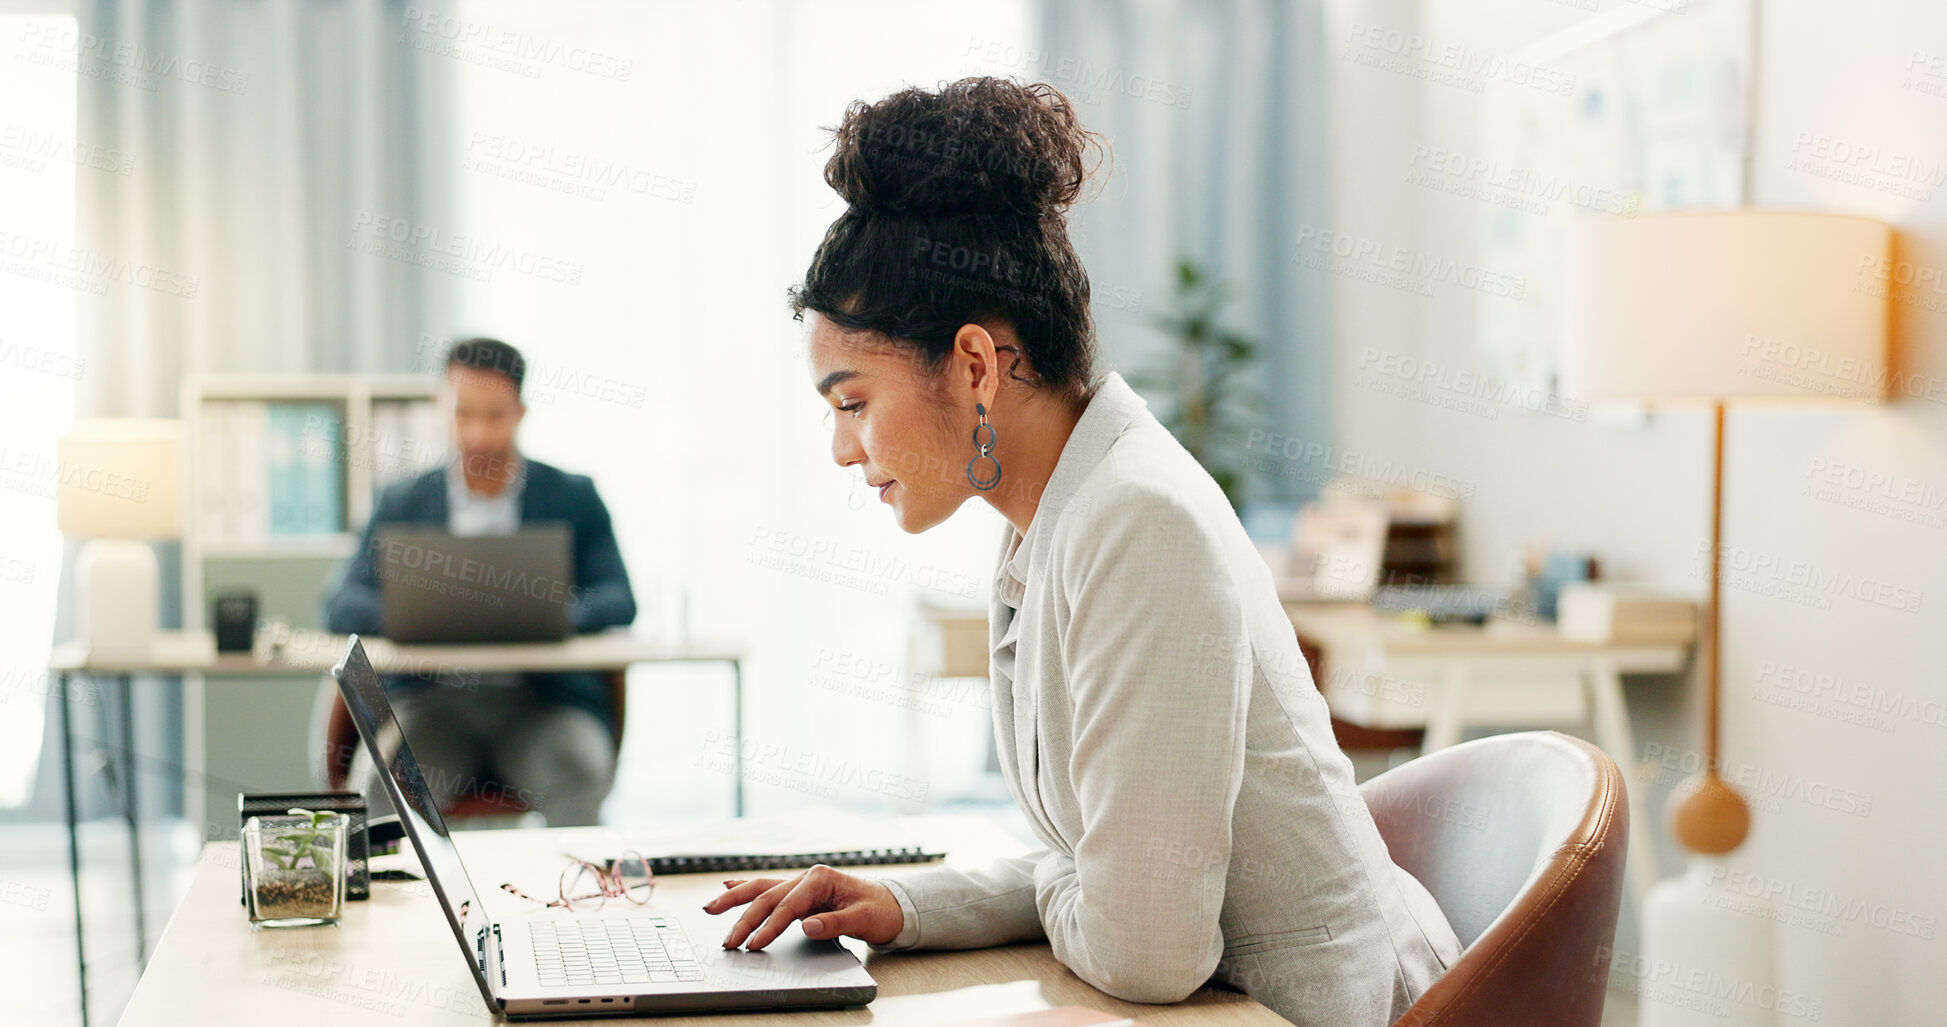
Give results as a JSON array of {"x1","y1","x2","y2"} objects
[{"x1": 243, "y1": 808, "x2": 348, "y2": 928}]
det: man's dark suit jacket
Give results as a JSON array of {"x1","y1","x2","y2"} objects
[{"x1": 325, "y1": 458, "x2": 637, "y2": 735}]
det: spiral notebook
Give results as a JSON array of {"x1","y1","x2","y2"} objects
[{"x1": 639, "y1": 846, "x2": 945, "y2": 875}]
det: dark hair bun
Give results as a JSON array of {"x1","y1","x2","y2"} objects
[{"x1": 825, "y1": 77, "x2": 1102, "y2": 220}]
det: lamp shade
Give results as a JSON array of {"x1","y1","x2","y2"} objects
[
  {"x1": 56, "y1": 419, "x2": 183, "y2": 539},
  {"x1": 1562, "y1": 211, "x2": 1892, "y2": 404}
]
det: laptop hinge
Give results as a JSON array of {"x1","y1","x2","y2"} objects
[
  {"x1": 492, "y1": 923, "x2": 508, "y2": 988},
  {"x1": 475, "y1": 923, "x2": 508, "y2": 991}
]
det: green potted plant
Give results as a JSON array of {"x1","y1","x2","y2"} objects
[
  {"x1": 1126, "y1": 258, "x2": 1265, "y2": 510},
  {"x1": 243, "y1": 807, "x2": 348, "y2": 927}
]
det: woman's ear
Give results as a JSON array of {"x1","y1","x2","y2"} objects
[{"x1": 952, "y1": 323, "x2": 1001, "y2": 405}]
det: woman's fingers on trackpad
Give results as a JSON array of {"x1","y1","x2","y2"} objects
[
  {"x1": 701, "y1": 876, "x2": 782, "y2": 915},
  {"x1": 721, "y1": 876, "x2": 799, "y2": 947},
  {"x1": 741, "y1": 875, "x2": 827, "y2": 950}
]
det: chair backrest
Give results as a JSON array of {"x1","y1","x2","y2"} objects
[
  {"x1": 1361, "y1": 731, "x2": 1628, "y2": 1027},
  {"x1": 311, "y1": 671, "x2": 628, "y2": 799}
]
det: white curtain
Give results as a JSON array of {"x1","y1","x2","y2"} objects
[
  {"x1": 1036, "y1": 0, "x2": 1336, "y2": 508},
  {"x1": 10, "y1": 0, "x2": 454, "y2": 820},
  {"x1": 75, "y1": 0, "x2": 456, "y2": 414}
]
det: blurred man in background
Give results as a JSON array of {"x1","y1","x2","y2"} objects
[{"x1": 327, "y1": 337, "x2": 636, "y2": 826}]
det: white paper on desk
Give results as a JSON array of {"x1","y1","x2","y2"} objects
[{"x1": 368, "y1": 848, "x2": 426, "y2": 876}]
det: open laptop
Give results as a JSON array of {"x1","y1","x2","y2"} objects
[
  {"x1": 331, "y1": 636, "x2": 878, "y2": 1019},
  {"x1": 375, "y1": 524, "x2": 576, "y2": 643}
]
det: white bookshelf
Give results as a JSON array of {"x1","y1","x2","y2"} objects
[
  {"x1": 179, "y1": 373, "x2": 443, "y2": 632},
  {"x1": 176, "y1": 373, "x2": 444, "y2": 838}
]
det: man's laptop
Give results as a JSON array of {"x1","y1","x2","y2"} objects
[
  {"x1": 331, "y1": 636, "x2": 878, "y2": 1018},
  {"x1": 375, "y1": 524, "x2": 576, "y2": 643}
]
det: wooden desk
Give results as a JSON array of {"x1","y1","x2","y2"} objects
[
  {"x1": 120, "y1": 813, "x2": 1282, "y2": 1026},
  {"x1": 1284, "y1": 601, "x2": 1689, "y2": 903},
  {"x1": 49, "y1": 629, "x2": 746, "y2": 1027}
]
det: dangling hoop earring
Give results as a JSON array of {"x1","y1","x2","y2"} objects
[{"x1": 966, "y1": 402, "x2": 1002, "y2": 491}]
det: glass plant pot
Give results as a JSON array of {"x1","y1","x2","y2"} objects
[{"x1": 242, "y1": 812, "x2": 348, "y2": 928}]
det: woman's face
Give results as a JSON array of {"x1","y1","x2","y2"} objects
[{"x1": 807, "y1": 313, "x2": 972, "y2": 533}]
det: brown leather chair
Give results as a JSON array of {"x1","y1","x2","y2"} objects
[
  {"x1": 318, "y1": 671, "x2": 627, "y2": 821},
  {"x1": 1362, "y1": 731, "x2": 1628, "y2": 1027}
]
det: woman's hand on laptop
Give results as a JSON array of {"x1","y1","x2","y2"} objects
[{"x1": 704, "y1": 865, "x2": 903, "y2": 950}]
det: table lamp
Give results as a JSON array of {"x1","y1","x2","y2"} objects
[
  {"x1": 57, "y1": 419, "x2": 183, "y2": 660},
  {"x1": 1563, "y1": 210, "x2": 1890, "y2": 1027}
]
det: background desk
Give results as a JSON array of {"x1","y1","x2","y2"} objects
[
  {"x1": 119, "y1": 813, "x2": 1283, "y2": 1026},
  {"x1": 48, "y1": 629, "x2": 745, "y2": 1027},
  {"x1": 1283, "y1": 601, "x2": 1688, "y2": 902}
]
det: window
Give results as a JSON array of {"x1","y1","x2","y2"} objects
[{"x1": 0, "y1": 9, "x2": 81, "y2": 811}]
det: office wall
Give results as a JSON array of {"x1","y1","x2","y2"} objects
[{"x1": 1325, "y1": 1, "x2": 1947, "y2": 1021}]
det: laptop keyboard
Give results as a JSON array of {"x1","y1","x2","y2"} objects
[{"x1": 529, "y1": 917, "x2": 705, "y2": 988}]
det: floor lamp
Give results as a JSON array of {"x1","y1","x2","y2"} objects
[{"x1": 1563, "y1": 210, "x2": 1891, "y2": 1027}]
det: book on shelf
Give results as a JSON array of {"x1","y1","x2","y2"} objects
[
  {"x1": 298, "y1": 403, "x2": 344, "y2": 535},
  {"x1": 196, "y1": 401, "x2": 233, "y2": 542},
  {"x1": 197, "y1": 399, "x2": 352, "y2": 545},
  {"x1": 267, "y1": 404, "x2": 301, "y2": 535},
  {"x1": 230, "y1": 401, "x2": 268, "y2": 544},
  {"x1": 369, "y1": 398, "x2": 446, "y2": 494}
]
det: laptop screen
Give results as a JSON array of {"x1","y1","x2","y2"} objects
[
  {"x1": 371, "y1": 523, "x2": 576, "y2": 644},
  {"x1": 331, "y1": 635, "x2": 496, "y2": 1008}
]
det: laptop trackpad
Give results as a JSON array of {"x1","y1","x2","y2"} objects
[
  {"x1": 525, "y1": 915, "x2": 868, "y2": 991},
  {"x1": 700, "y1": 919, "x2": 872, "y2": 980}
]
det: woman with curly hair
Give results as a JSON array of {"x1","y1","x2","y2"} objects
[{"x1": 705, "y1": 76, "x2": 1460, "y2": 1027}]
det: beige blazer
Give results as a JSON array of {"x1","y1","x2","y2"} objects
[{"x1": 867, "y1": 371, "x2": 1460, "y2": 1026}]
